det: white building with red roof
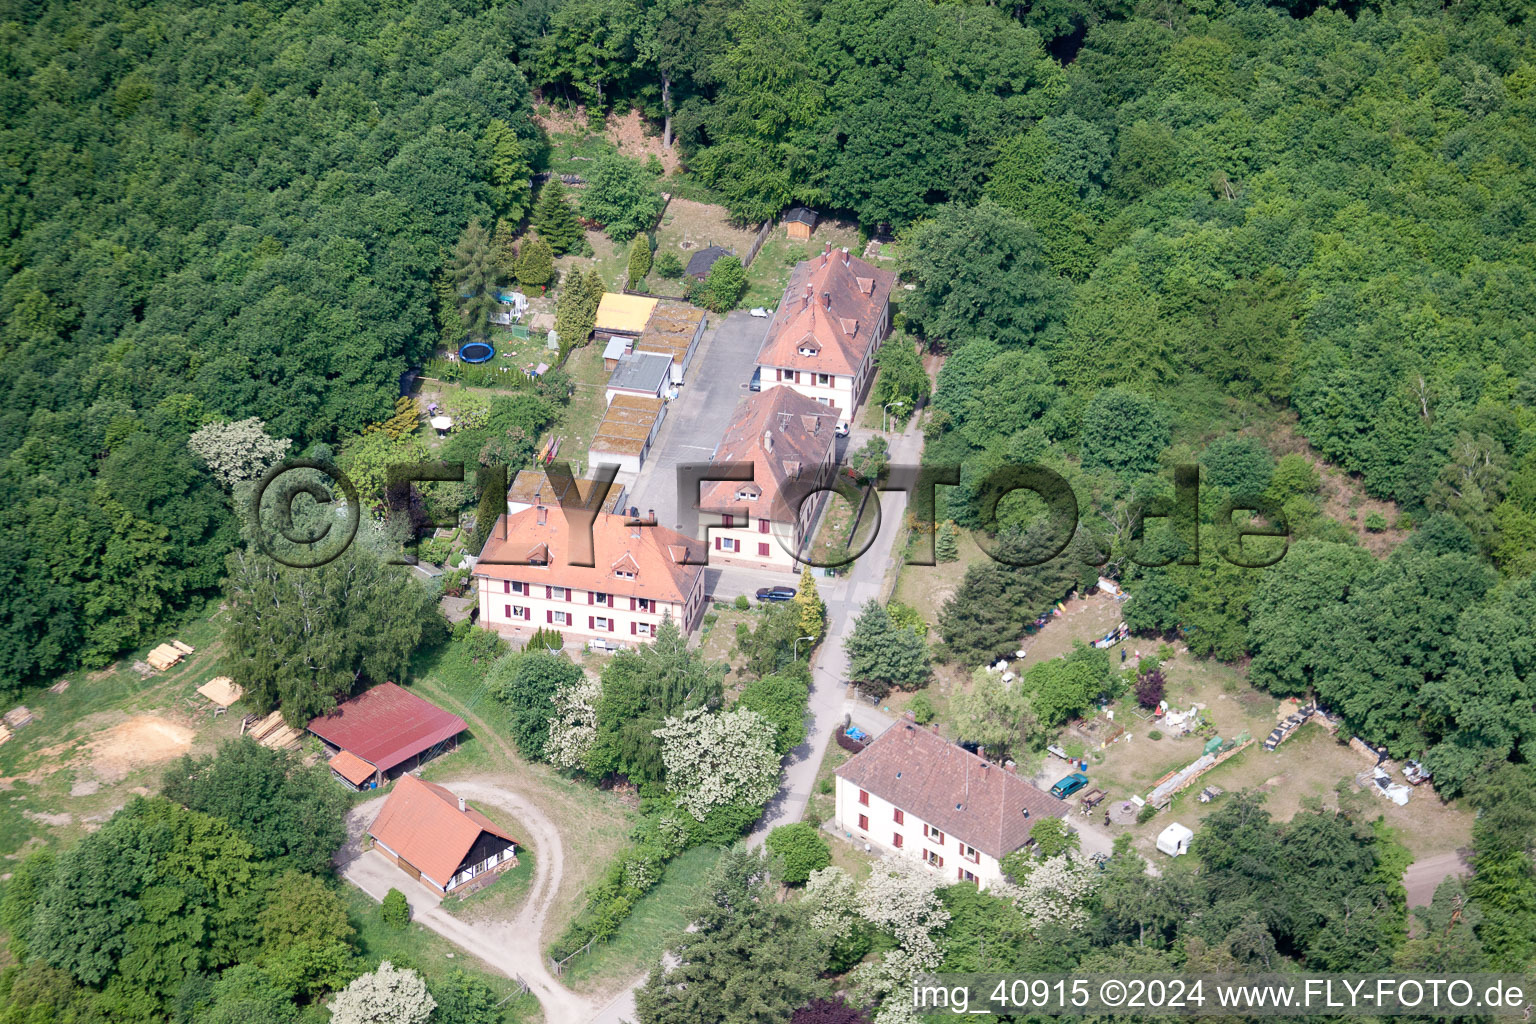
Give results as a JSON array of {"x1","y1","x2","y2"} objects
[
  {"x1": 698, "y1": 388, "x2": 840, "y2": 573},
  {"x1": 755, "y1": 243, "x2": 895, "y2": 428},
  {"x1": 835, "y1": 722, "x2": 1069, "y2": 888},
  {"x1": 472, "y1": 506, "x2": 706, "y2": 647}
]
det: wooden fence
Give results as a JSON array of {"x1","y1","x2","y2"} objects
[
  {"x1": 549, "y1": 935, "x2": 602, "y2": 976},
  {"x1": 742, "y1": 216, "x2": 775, "y2": 268}
]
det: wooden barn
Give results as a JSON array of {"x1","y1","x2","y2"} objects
[{"x1": 307, "y1": 682, "x2": 466, "y2": 789}]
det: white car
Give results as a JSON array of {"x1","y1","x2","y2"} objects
[
  {"x1": 749, "y1": 307, "x2": 771, "y2": 318},
  {"x1": 835, "y1": 423, "x2": 850, "y2": 437}
]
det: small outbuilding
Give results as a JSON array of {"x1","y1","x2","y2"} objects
[
  {"x1": 1156, "y1": 821, "x2": 1195, "y2": 857},
  {"x1": 605, "y1": 351, "x2": 673, "y2": 405},
  {"x1": 368, "y1": 775, "x2": 520, "y2": 894},
  {"x1": 783, "y1": 206, "x2": 818, "y2": 240},
  {"x1": 685, "y1": 245, "x2": 732, "y2": 280}
]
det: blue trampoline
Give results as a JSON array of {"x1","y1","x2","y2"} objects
[{"x1": 459, "y1": 341, "x2": 495, "y2": 363}]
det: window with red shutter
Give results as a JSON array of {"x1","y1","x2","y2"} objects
[
  {"x1": 629, "y1": 597, "x2": 636, "y2": 611},
  {"x1": 588, "y1": 616, "x2": 594, "y2": 629},
  {"x1": 893, "y1": 833, "x2": 903, "y2": 848},
  {"x1": 857, "y1": 814, "x2": 868, "y2": 831},
  {"x1": 722, "y1": 513, "x2": 733, "y2": 527},
  {"x1": 588, "y1": 591, "x2": 594, "y2": 604},
  {"x1": 504, "y1": 605, "x2": 511, "y2": 619},
  {"x1": 630, "y1": 621, "x2": 637, "y2": 635},
  {"x1": 858, "y1": 790, "x2": 869, "y2": 806},
  {"x1": 894, "y1": 809, "x2": 904, "y2": 824},
  {"x1": 503, "y1": 580, "x2": 510, "y2": 594},
  {"x1": 546, "y1": 610, "x2": 553, "y2": 624},
  {"x1": 758, "y1": 519, "x2": 769, "y2": 533},
  {"x1": 757, "y1": 542, "x2": 770, "y2": 556},
  {"x1": 545, "y1": 586, "x2": 552, "y2": 599}
]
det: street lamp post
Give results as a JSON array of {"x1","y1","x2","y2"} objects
[
  {"x1": 883, "y1": 400, "x2": 907, "y2": 433},
  {"x1": 794, "y1": 635, "x2": 816, "y2": 661}
]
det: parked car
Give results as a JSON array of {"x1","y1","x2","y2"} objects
[
  {"x1": 835, "y1": 422, "x2": 850, "y2": 437},
  {"x1": 750, "y1": 306, "x2": 771, "y2": 318},
  {"x1": 749, "y1": 368, "x2": 762, "y2": 392},
  {"x1": 756, "y1": 586, "x2": 797, "y2": 602},
  {"x1": 1050, "y1": 772, "x2": 1090, "y2": 800}
]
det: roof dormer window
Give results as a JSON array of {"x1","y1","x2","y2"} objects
[
  {"x1": 736, "y1": 489, "x2": 759, "y2": 501},
  {"x1": 798, "y1": 345, "x2": 817, "y2": 357}
]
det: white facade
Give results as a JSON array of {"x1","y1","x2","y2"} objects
[
  {"x1": 476, "y1": 574, "x2": 705, "y2": 647},
  {"x1": 833, "y1": 774, "x2": 1004, "y2": 888},
  {"x1": 758, "y1": 302, "x2": 889, "y2": 428},
  {"x1": 700, "y1": 490, "x2": 829, "y2": 573}
]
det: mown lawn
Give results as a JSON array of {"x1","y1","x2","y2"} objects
[
  {"x1": 557, "y1": 844, "x2": 725, "y2": 994},
  {"x1": 342, "y1": 886, "x2": 541, "y2": 1023}
]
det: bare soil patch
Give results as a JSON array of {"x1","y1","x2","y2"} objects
[
  {"x1": 1264, "y1": 417, "x2": 1407, "y2": 556},
  {"x1": 87, "y1": 715, "x2": 195, "y2": 782}
]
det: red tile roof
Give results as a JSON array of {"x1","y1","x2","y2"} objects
[
  {"x1": 473, "y1": 509, "x2": 705, "y2": 606},
  {"x1": 368, "y1": 775, "x2": 519, "y2": 889},
  {"x1": 757, "y1": 246, "x2": 894, "y2": 377},
  {"x1": 699, "y1": 388, "x2": 840, "y2": 523},
  {"x1": 307, "y1": 682, "x2": 466, "y2": 773},
  {"x1": 836, "y1": 723, "x2": 1069, "y2": 860}
]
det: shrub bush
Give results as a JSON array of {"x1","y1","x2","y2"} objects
[
  {"x1": 908, "y1": 693, "x2": 935, "y2": 724},
  {"x1": 734, "y1": 594, "x2": 751, "y2": 611},
  {"x1": 382, "y1": 888, "x2": 410, "y2": 929},
  {"x1": 765, "y1": 823, "x2": 832, "y2": 884},
  {"x1": 1136, "y1": 802, "x2": 1158, "y2": 824},
  {"x1": 1148, "y1": 729, "x2": 1163, "y2": 741}
]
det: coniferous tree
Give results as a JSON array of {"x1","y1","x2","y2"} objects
[
  {"x1": 516, "y1": 236, "x2": 555, "y2": 290},
  {"x1": 532, "y1": 179, "x2": 582, "y2": 254},
  {"x1": 449, "y1": 220, "x2": 498, "y2": 341},
  {"x1": 627, "y1": 233, "x2": 654, "y2": 288}
]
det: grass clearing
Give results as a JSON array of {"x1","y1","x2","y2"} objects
[
  {"x1": 740, "y1": 221, "x2": 866, "y2": 310},
  {"x1": 553, "y1": 342, "x2": 615, "y2": 473},
  {"x1": 407, "y1": 641, "x2": 641, "y2": 943},
  {"x1": 0, "y1": 607, "x2": 244, "y2": 861},
  {"x1": 558, "y1": 844, "x2": 725, "y2": 994},
  {"x1": 439, "y1": 798, "x2": 538, "y2": 925},
  {"x1": 342, "y1": 885, "x2": 541, "y2": 1023}
]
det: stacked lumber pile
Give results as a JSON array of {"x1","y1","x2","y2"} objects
[{"x1": 242, "y1": 710, "x2": 302, "y2": 751}]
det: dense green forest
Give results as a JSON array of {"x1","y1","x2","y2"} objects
[
  {"x1": 0, "y1": 0, "x2": 536, "y2": 687},
  {"x1": 3, "y1": 0, "x2": 1534, "y2": 795}
]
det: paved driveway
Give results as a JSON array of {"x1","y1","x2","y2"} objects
[{"x1": 625, "y1": 310, "x2": 770, "y2": 532}]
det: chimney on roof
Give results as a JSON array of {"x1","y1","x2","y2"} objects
[
  {"x1": 821, "y1": 292, "x2": 830, "y2": 310},
  {"x1": 458, "y1": 796, "x2": 466, "y2": 812},
  {"x1": 647, "y1": 508, "x2": 655, "y2": 521},
  {"x1": 803, "y1": 284, "x2": 812, "y2": 309},
  {"x1": 536, "y1": 505, "x2": 547, "y2": 525},
  {"x1": 841, "y1": 247, "x2": 850, "y2": 265},
  {"x1": 763, "y1": 429, "x2": 774, "y2": 453}
]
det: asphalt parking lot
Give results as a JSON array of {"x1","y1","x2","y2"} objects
[{"x1": 625, "y1": 310, "x2": 770, "y2": 532}]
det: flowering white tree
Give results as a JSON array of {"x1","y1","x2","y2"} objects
[
  {"x1": 652, "y1": 706, "x2": 780, "y2": 820},
  {"x1": 852, "y1": 858, "x2": 952, "y2": 1024},
  {"x1": 804, "y1": 865, "x2": 861, "y2": 941},
  {"x1": 328, "y1": 961, "x2": 435, "y2": 1024},
  {"x1": 997, "y1": 850, "x2": 1100, "y2": 930},
  {"x1": 187, "y1": 417, "x2": 292, "y2": 487},
  {"x1": 544, "y1": 673, "x2": 601, "y2": 770}
]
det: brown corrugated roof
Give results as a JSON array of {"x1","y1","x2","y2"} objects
[
  {"x1": 508, "y1": 468, "x2": 619, "y2": 511},
  {"x1": 757, "y1": 247, "x2": 894, "y2": 377},
  {"x1": 836, "y1": 724, "x2": 1069, "y2": 860},
  {"x1": 634, "y1": 301, "x2": 704, "y2": 367},
  {"x1": 474, "y1": 508, "x2": 704, "y2": 606},
  {"x1": 368, "y1": 775, "x2": 518, "y2": 889},
  {"x1": 699, "y1": 389, "x2": 839, "y2": 523}
]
